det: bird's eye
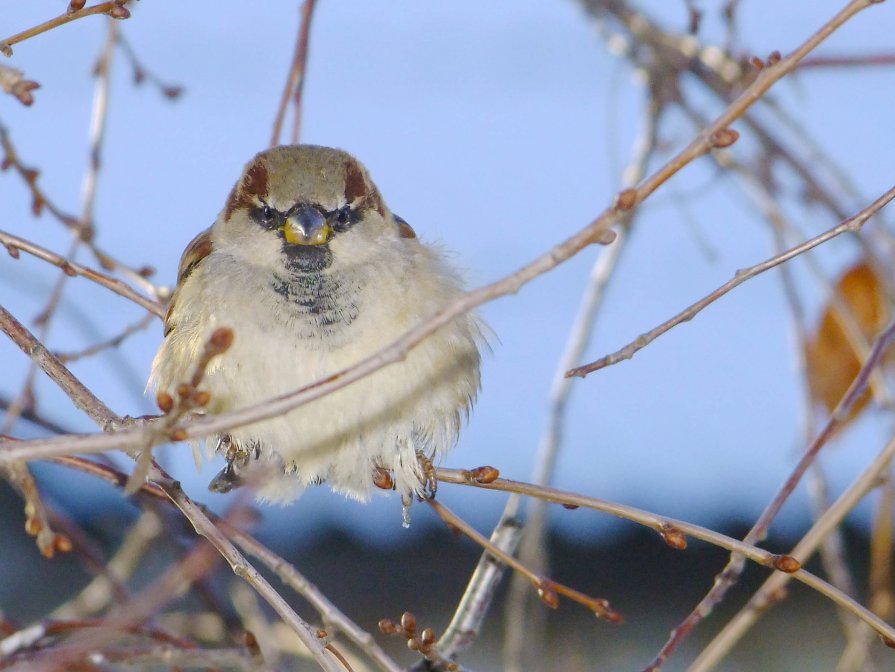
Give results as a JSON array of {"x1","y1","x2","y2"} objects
[
  {"x1": 256, "y1": 204, "x2": 280, "y2": 229},
  {"x1": 333, "y1": 205, "x2": 352, "y2": 230}
]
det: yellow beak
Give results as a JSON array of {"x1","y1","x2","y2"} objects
[{"x1": 283, "y1": 205, "x2": 331, "y2": 246}]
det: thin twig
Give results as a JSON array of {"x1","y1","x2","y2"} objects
[
  {"x1": 52, "y1": 510, "x2": 162, "y2": 620},
  {"x1": 705, "y1": 125, "x2": 892, "y2": 408},
  {"x1": 836, "y1": 474, "x2": 891, "y2": 671},
  {"x1": 0, "y1": 122, "x2": 162, "y2": 297},
  {"x1": 435, "y1": 469, "x2": 895, "y2": 644},
  {"x1": 270, "y1": 0, "x2": 318, "y2": 147},
  {"x1": 127, "y1": 326, "x2": 233, "y2": 493},
  {"x1": 690, "y1": 432, "x2": 895, "y2": 672},
  {"x1": 0, "y1": 230, "x2": 164, "y2": 317},
  {"x1": 800, "y1": 53, "x2": 895, "y2": 68},
  {"x1": 0, "y1": 396, "x2": 73, "y2": 435},
  {"x1": 10, "y1": 529, "x2": 225, "y2": 672},
  {"x1": 0, "y1": 461, "x2": 70, "y2": 558},
  {"x1": 2, "y1": 19, "x2": 118, "y2": 437},
  {"x1": 29, "y1": 461, "x2": 342, "y2": 671},
  {"x1": 0, "y1": 123, "x2": 79, "y2": 227},
  {"x1": 221, "y1": 521, "x2": 402, "y2": 672},
  {"x1": 54, "y1": 312, "x2": 156, "y2": 363},
  {"x1": 75, "y1": 645, "x2": 256, "y2": 670},
  {"x1": 428, "y1": 499, "x2": 622, "y2": 622},
  {"x1": 641, "y1": 315, "x2": 895, "y2": 672},
  {"x1": 436, "y1": 516, "x2": 523, "y2": 663},
  {"x1": 116, "y1": 32, "x2": 184, "y2": 100},
  {"x1": 586, "y1": 0, "x2": 892, "y2": 244},
  {"x1": 0, "y1": 9, "x2": 888, "y2": 668},
  {"x1": 710, "y1": 134, "x2": 875, "y2": 661},
  {"x1": 18, "y1": 456, "x2": 346, "y2": 672},
  {"x1": 0, "y1": 306, "x2": 342, "y2": 672},
  {"x1": 567, "y1": 182, "x2": 895, "y2": 378},
  {"x1": 0, "y1": 304, "x2": 120, "y2": 431},
  {"x1": 55, "y1": 457, "x2": 392, "y2": 672},
  {"x1": 50, "y1": 456, "x2": 167, "y2": 501},
  {"x1": 290, "y1": 0, "x2": 318, "y2": 144},
  {"x1": 44, "y1": 505, "x2": 134, "y2": 605},
  {"x1": 504, "y1": 82, "x2": 664, "y2": 672},
  {"x1": 0, "y1": 618, "x2": 196, "y2": 658},
  {"x1": 0, "y1": 2, "x2": 130, "y2": 57},
  {"x1": 151, "y1": 467, "x2": 343, "y2": 672}
]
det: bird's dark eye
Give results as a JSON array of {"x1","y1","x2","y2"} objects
[
  {"x1": 333, "y1": 205, "x2": 352, "y2": 231},
  {"x1": 255, "y1": 204, "x2": 279, "y2": 229}
]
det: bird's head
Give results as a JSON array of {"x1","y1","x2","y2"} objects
[{"x1": 212, "y1": 145, "x2": 408, "y2": 273}]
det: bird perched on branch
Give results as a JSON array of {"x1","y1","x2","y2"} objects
[{"x1": 149, "y1": 145, "x2": 484, "y2": 507}]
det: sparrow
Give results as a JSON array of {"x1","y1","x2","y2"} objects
[{"x1": 149, "y1": 145, "x2": 484, "y2": 505}]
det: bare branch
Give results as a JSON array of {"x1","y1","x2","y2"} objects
[
  {"x1": 0, "y1": 304, "x2": 120, "y2": 430},
  {"x1": 53, "y1": 510, "x2": 162, "y2": 619},
  {"x1": 0, "y1": 301, "x2": 338, "y2": 668},
  {"x1": 503, "y1": 77, "x2": 664, "y2": 671},
  {"x1": 0, "y1": 230, "x2": 164, "y2": 317},
  {"x1": 271, "y1": 0, "x2": 319, "y2": 147},
  {"x1": 0, "y1": 122, "x2": 162, "y2": 296},
  {"x1": 1, "y1": 460, "x2": 70, "y2": 558},
  {"x1": 2, "y1": 18, "x2": 119, "y2": 437},
  {"x1": 222, "y1": 520, "x2": 402, "y2": 672},
  {"x1": 566, "y1": 182, "x2": 895, "y2": 378},
  {"x1": 11, "y1": 531, "x2": 225, "y2": 672},
  {"x1": 0, "y1": 1, "x2": 131, "y2": 57},
  {"x1": 691, "y1": 432, "x2": 895, "y2": 671},
  {"x1": 41, "y1": 457, "x2": 343, "y2": 671},
  {"x1": 149, "y1": 0, "x2": 875, "y2": 447},
  {"x1": 79, "y1": 645, "x2": 257, "y2": 670},
  {"x1": 54, "y1": 312, "x2": 156, "y2": 364},
  {"x1": 150, "y1": 467, "x2": 345, "y2": 672},
  {"x1": 0, "y1": 617, "x2": 196, "y2": 658},
  {"x1": 642, "y1": 315, "x2": 895, "y2": 670},
  {"x1": 435, "y1": 468, "x2": 895, "y2": 645},
  {"x1": 800, "y1": 52, "x2": 895, "y2": 68},
  {"x1": 116, "y1": 32, "x2": 184, "y2": 100},
  {"x1": 436, "y1": 517, "x2": 523, "y2": 663},
  {"x1": 427, "y1": 499, "x2": 622, "y2": 623}
]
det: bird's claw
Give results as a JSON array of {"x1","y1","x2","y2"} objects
[
  {"x1": 207, "y1": 435, "x2": 252, "y2": 493},
  {"x1": 416, "y1": 452, "x2": 437, "y2": 500}
]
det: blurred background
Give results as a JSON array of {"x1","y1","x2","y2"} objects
[{"x1": 2, "y1": 1, "x2": 895, "y2": 670}]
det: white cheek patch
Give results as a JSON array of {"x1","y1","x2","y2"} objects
[{"x1": 212, "y1": 217, "x2": 285, "y2": 270}]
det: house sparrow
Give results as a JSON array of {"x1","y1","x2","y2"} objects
[{"x1": 149, "y1": 145, "x2": 484, "y2": 505}]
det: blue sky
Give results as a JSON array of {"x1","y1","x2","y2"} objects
[{"x1": 2, "y1": 1, "x2": 895, "y2": 544}]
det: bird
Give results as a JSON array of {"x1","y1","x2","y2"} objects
[{"x1": 149, "y1": 145, "x2": 484, "y2": 508}]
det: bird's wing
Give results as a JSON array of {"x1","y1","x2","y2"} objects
[{"x1": 163, "y1": 227, "x2": 213, "y2": 336}]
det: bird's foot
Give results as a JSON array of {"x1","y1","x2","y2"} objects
[
  {"x1": 207, "y1": 435, "x2": 257, "y2": 493},
  {"x1": 416, "y1": 451, "x2": 437, "y2": 501}
]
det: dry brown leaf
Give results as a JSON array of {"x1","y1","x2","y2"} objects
[{"x1": 805, "y1": 260, "x2": 891, "y2": 426}]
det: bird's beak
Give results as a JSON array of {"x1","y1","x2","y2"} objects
[{"x1": 283, "y1": 205, "x2": 331, "y2": 246}]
